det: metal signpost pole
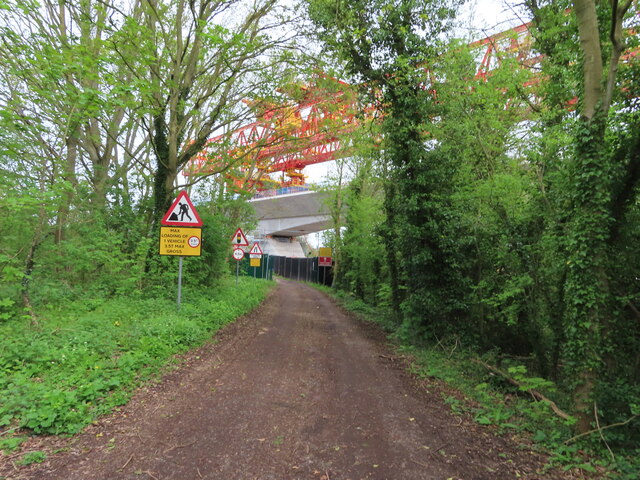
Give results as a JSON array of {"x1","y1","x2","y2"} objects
[
  {"x1": 159, "y1": 191, "x2": 203, "y2": 309},
  {"x1": 231, "y1": 229, "x2": 249, "y2": 287},
  {"x1": 177, "y1": 256, "x2": 183, "y2": 309}
]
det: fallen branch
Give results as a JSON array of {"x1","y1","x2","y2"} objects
[
  {"x1": 594, "y1": 402, "x2": 615, "y2": 461},
  {"x1": 434, "y1": 442, "x2": 450, "y2": 454},
  {"x1": 411, "y1": 458, "x2": 430, "y2": 468},
  {"x1": 163, "y1": 441, "x2": 195, "y2": 455},
  {"x1": 378, "y1": 354, "x2": 404, "y2": 361},
  {"x1": 120, "y1": 454, "x2": 134, "y2": 471},
  {"x1": 473, "y1": 359, "x2": 571, "y2": 421},
  {"x1": 565, "y1": 414, "x2": 639, "y2": 445}
]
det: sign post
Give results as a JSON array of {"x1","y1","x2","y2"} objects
[
  {"x1": 231, "y1": 229, "x2": 249, "y2": 286},
  {"x1": 249, "y1": 242, "x2": 263, "y2": 278},
  {"x1": 318, "y1": 247, "x2": 332, "y2": 286},
  {"x1": 232, "y1": 247, "x2": 244, "y2": 286},
  {"x1": 177, "y1": 256, "x2": 183, "y2": 306},
  {"x1": 160, "y1": 191, "x2": 203, "y2": 308}
]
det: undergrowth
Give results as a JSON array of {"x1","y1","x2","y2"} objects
[
  {"x1": 322, "y1": 287, "x2": 640, "y2": 480},
  {"x1": 0, "y1": 276, "x2": 273, "y2": 449}
]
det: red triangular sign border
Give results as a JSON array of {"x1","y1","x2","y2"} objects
[
  {"x1": 231, "y1": 228, "x2": 249, "y2": 247},
  {"x1": 249, "y1": 242, "x2": 263, "y2": 255},
  {"x1": 161, "y1": 191, "x2": 203, "y2": 226}
]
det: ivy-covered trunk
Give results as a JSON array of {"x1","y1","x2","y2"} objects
[
  {"x1": 563, "y1": 115, "x2": 612, "y2": 433},
  {"x1": 152, "y1": 112, "x2": 174, "y2": 223}
]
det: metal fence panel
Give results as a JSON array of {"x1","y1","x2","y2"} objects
[{"x1": 270, "y1": 255, "x2": 332, "y2": 285}]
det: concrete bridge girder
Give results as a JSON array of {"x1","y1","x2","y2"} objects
[{"x1": 248, "y1": 190, "x2": 333, "y2": 237}]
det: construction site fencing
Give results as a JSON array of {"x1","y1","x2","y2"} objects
[
  {"x1": 237, "y1": 254, "x2": 275, "y2": 280},
  {"x1": 270, "y1": 255, "x2": 333, "y2": 286}
]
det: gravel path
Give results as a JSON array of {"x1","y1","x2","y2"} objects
[{"x1": 5, "y1": 279, "x2": 570, "y2": 480}]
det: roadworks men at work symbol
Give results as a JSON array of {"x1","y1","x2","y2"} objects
[{"x1": 161, "y1": 191, "x2": 203, "y2": 227}]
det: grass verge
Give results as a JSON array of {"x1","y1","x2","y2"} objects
[{"x1": 0, "y1": 276, "x2": 273, "y2": 451}]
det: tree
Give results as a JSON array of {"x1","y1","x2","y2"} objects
[
  {"x1": 526, "y1": 0, "x2": 640, "y2": 433},
  {"x1": 306, "y1": 0, "x2": 466, "y2": 333},
  {"x1": 112, "y1": 0, "x2": 295, "y2": 220}
]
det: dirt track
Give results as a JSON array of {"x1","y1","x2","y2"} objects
[{"x1": 6, "y1": 279, "x2": 570, "y2": 480}]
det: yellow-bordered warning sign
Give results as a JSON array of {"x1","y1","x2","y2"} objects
[{"x1": 159, "y1": 227, "x2": 202, "y2": 256}]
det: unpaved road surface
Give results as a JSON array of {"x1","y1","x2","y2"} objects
[{"x1": 4, "y1": 280, "x2": 571, "y2": 479}]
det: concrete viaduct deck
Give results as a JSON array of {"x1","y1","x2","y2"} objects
[{"x1": 248, "y1": 189, "x2": 333, "y2": 238}]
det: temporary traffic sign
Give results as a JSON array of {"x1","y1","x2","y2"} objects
[
  {"x1": 159, "y1": 227, "x2": 202, "y2": 256},
  {"x1": 232, "y1": 247, "x2": 245, "y2": 261},
  {"x1": 318, "y1": 246, "x2": 332, "y2": 267},
  {"x1": 319, "y1": 256, "x2": 332, "y2": 267},
  {"x1": 231, "y1": 228, "x2": 249, "y2": 247},
  {"x1": 249, "y1": 242, "x2": 263, "y2": 256},
  {"x1": 161, "y1": 191, "x2": 203, "y2": 227}
]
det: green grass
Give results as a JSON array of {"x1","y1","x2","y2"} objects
[{"x1": 0, "y1": 276, "x2": 273, "y2": 437}]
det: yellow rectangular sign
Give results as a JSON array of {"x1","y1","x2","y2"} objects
[
  {"x1": 250, "y1": 258, "x2": 261, "y2": 267},
  {"x1": 319, "y1": 247, "x2": 332, "y2": 257},
  {"x1": 159, "y1": 227, "x2": 202, "y2": 256}
]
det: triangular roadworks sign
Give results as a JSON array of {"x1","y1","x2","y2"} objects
[
  {"x1": 231, "y1": 228, "x2": 249, "y2": 247},
  {"x1": 161, "y1": 191, "x2": 203, "y2": 227},
  {"x1": 249, "y1": 242, "x2": 263, "y2": 255}
]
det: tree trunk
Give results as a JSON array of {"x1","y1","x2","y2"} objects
[
  {"x1": 564, "y1": 0, "x2": 633, "y2": 434},
  {"x1": 55, "y1": 134, "x2": 79, "y2": 243},
  {"x1": 152, "y1": 112, "x2": 174, "y2": 222},
  {"x1": 382, "y1": 179, "x2": 403, "y2": 317}
]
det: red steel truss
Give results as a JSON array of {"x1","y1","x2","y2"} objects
[
  {"x1": 185, "y1": 19, "x2": 639, "y2": 190},
  {"x1": 185, "y1": 77, "x2": 359, "y2": 190}
]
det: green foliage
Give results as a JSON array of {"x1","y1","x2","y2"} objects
[
  {"x1": 333, "y1": 156, "x2": 388, "y2": 306},
  {"x1": 16, "y1": 450, "x2": 47, "y2": 466},
  {"x1": 303, "y1": 0, "x2": 640, "y2": 475},
  {"x1": 0, "y1": 435, "x2": 26, "y2": 453},
  {"x1": 0, "y1": 277, "x2": 272, "y2": 435}
]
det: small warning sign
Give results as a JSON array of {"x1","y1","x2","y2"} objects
[
  {"x1": 231, "y1": 228, "x2": 249, "y2": 247},
  {"x1": 249, "y1": 242, "x2": 263, "y2": 256},
  {"x1": 319, "y1": 256, "x2": 332, "y2": 267},
  {"x1": 161, "y1": 191, "x2": 203, "y2": 227},
  {"x1": 318, "y1": 247, "x2": 332, "y2": 267}
]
